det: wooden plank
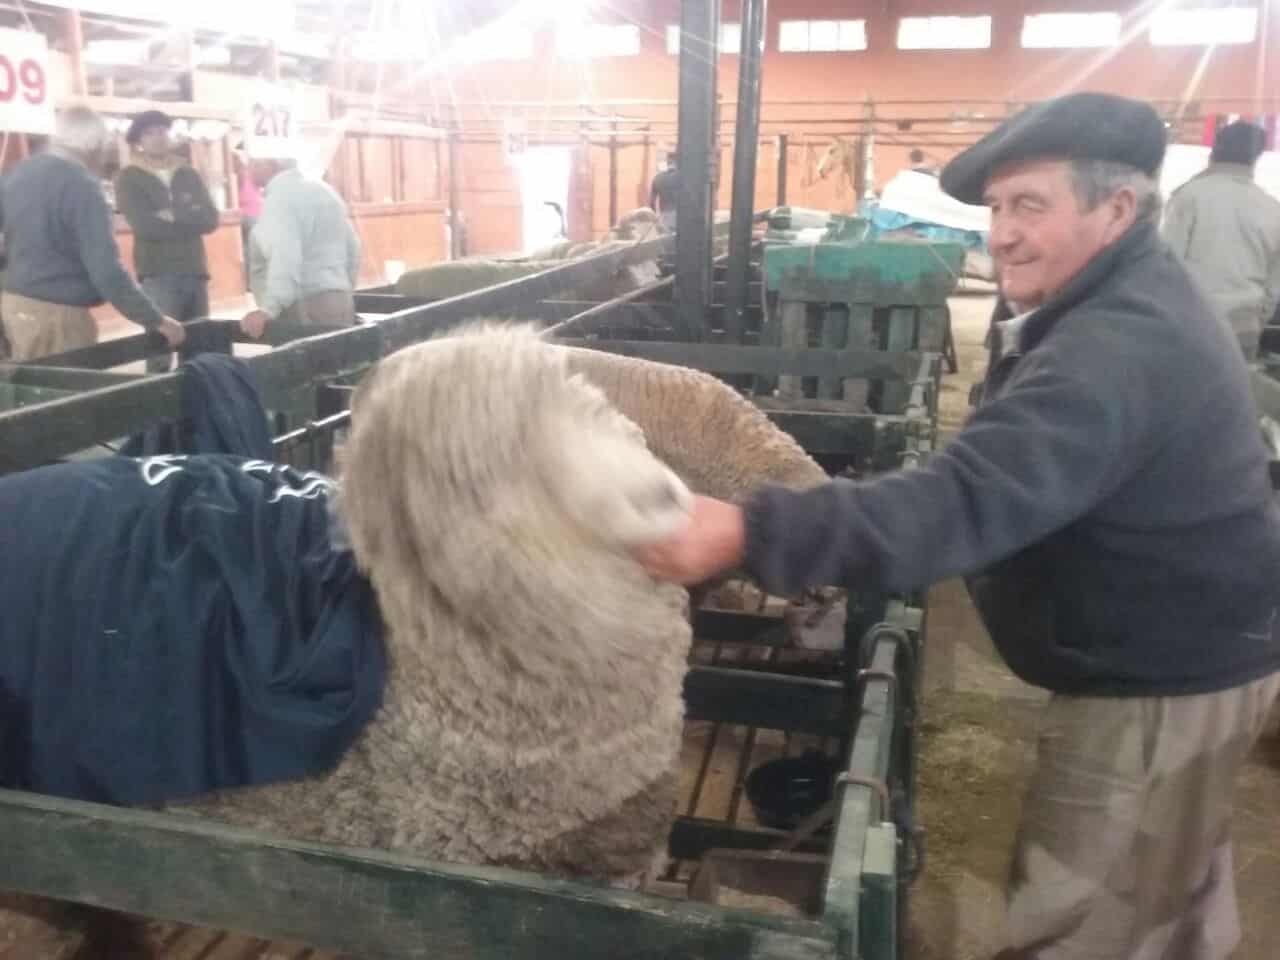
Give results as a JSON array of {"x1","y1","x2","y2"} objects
[
  {"x1": 842, "y1": 304, "x2": 874, "y2": 411},
  {"x1": 684, "y1": 667, "x2": 847, "y2": 736},
  {"x1": 203, "y1": 932, "x2": 272, "y2": 959},
  {"x1": 668, "y1": 818, "x2": 824, "y2": 863},
  {"x1": 164, "y1": 927, "x2": 230, "y2": 959},
  {"x1": 694, "y1": 610, "x2": 788, "y2": 647},
  {"x1": 776, "y1": 301, "x2": 808, "y2": 400},
  {"x1": 818, "y1": 307, "x2": 845, "y2": 402},
  {"x1": 0, "y1": 790, "x2": 836, "y2": 960},
  {"x1": 878, "y1": 307, "x2": 917, "y2": 414},
  {"x1": 916, "y1": 305, "x2": 948, "y2": 354},
  {"x1": 0, "y1": 893, "x2": 91, "y2": 959},
  {"x1": 552, "y1": 340, "x2": 921, "y2": 383}
]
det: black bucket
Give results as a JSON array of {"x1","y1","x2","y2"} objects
[{"x1": 744, "y1": 751, "x2": 838, "y2": 831}]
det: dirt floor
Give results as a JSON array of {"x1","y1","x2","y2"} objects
[{"x1": 906, "y1": 288, "x2": 1280, "y2": 959}]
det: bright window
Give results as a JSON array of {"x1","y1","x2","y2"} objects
[
  {"x1": 1021, "y1": 12, "x2": 1121, "y2": 49},
  {"x1": 897, "y1": 15, "x2": 992, "y2": 51},
  {"x1": 667, "y1": 23, "x2": 744, "y2": 55},
  {"x1": 556, "y1": 23, "x2": 641, "y2": 59},
  {"x1": 456, "y1": 25, "x2": 535, "y2": 62},
  {"x1": 778, "y1": 19, "x2": 866, "y2": 53},
  {"x1": 1149, "y1": 6, "x2": 1258, "y2": 46},
  {"x1": 721, "y1": 22, "x2": 742, "y2": 54}
]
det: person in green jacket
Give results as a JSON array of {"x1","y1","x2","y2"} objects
[{"x1": 115, "y1": 110, "x2": 219, "y2": 371}]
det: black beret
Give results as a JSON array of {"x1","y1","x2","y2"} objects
[
  {"x1": 1211, "y1": 121, "x2": 1266, "y2": 165},
  {"x1": 126, "y1": 109, "x2": 173, "y2": 146},
  {"x1": 940, "y1": 92, "x2": 1167, "y2": 205}
]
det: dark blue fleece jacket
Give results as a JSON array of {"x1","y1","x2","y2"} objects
[{"x1": 744, "y1": 221, "x2": 1280, "y2": 696}]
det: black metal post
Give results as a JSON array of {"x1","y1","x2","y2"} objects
[
  {"x1": 675, "y1": 0, "x2": 719, "y2": 340},
  {"x1": 776, "y1": 133, "x2": 788, "y2": 206},
  {"x1": 447, "y1": 129, "x2": 462, "y2": 260},
  {"x1": 608, "y1": 123, "x2": 619, "y2": 229},
  {"x1": 724, "y1": 0, "x2": 767, "y2": 342}
]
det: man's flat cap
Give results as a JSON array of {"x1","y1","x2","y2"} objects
[
  {"x1": 126, "y1": 109, "x2": 173, "y2": 146},
  {"x1": 940, "y1": 92, "x2": 1167, "y2": 205}
]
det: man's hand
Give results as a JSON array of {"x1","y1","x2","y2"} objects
[
  {"x1": 157, "y1": 316, "x2": 185, "y2": 348},
  {"x1": 634, "y1": 495, "x2": 746, "y2": 585},
  {"x1": 240, "y1": 309, "x2": 270, "y2": 339}
]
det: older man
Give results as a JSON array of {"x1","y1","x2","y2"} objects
[
  {"x1": 1163, "y1": 121, "x2": 1280, "y2": 362},
  {"x1": 639, "y1": 93, "x2": 1280, "y2": 959},
  {"x1": 0, "y1": 106, "x2": 183, "y2": 362},
  {"x1": 239, "y1": 142, "x2": 361, "y2": 339}
]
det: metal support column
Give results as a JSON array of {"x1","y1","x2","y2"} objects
[
  {"x1": 674, "y1": 0, "x2": 720, "y2": 340},
  {"x1": 608, "y1": 123, "x2": 619, "y2": 229},
  {"x1": 447, "y1": 130, "x2": 462, "y2": 260},
  {"x1": 724, "y1": 0, "x2": 768, "y2": 341},
  {"x1": 776, "y1": 133, "x2": 788, "y2": 206}
]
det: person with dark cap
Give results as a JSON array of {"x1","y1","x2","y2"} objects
[
  {"x1": 1163, "y1": 120, "x2": 1280, "y2": 362},
  {"x1": 908, "y1": 147, "x2": 937, "y2": 177},
  {"x1": 115, "y1": 109, "x2": 219, "y2": 371},
  {"x1": 636, "y1": 92, "x2": 1280, "y2": 959}
]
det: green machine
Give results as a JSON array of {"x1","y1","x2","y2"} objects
[{"x1": 762, "y1": 225, "x2": 964, "y2": 414}]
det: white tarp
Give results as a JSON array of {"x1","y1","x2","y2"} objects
[{"x1": 877, "y1": 169, "x2": 992, "y2": 234}]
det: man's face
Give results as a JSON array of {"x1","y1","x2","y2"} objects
[
  {"x1": 983, "y1": 159, "x2": 1133, "y2": 310},
  {"x1": 137, "y1": 125, "x2": 171, "y2": 159}
]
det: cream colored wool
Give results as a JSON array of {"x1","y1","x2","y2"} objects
[{"x1": 172, "y1": 325, "x2": 830, "y2": 888}]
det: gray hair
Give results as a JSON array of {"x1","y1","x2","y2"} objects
[
  {"x1": 1069, "y1": 159, "x2": 1161, "y2": 223},
  {"x1": 53, "y1": 106, "x2": 113, "y2": 157}
]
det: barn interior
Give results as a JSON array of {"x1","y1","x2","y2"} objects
[{"x1": 1, "y1": 2, "x2": 1279, "y2": 959}]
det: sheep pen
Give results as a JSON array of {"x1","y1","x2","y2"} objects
[{"x1": 164, "y1": 323, "x2": 834, "y2": 891}]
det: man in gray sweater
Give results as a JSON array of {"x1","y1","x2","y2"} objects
[
  {"x1": 239, "y1": 139, "x2": 361, "y2": 339},
  {"x1": 0, "y1": 107, "x2": 183, "y2": 363},
  {"x1": 1162, "y1": 121, "x2": 1280, "y2": 362}
]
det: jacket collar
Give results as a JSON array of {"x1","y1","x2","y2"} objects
[
  {"x1": 264, "y1": 165, "x2": 301, "y2": 195},
  {"x1": 991, "y1": 219, "x2": 1160, "y2": 354},
  {"x1": 1197, "y1": 162, "x2": 1255, "y2": 184}
]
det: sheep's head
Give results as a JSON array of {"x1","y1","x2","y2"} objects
[
  {"x1": 816, "y1": 138, "x2": 847, "y2": 180},
  {"x1": 338, "y1": 324, "x2": 692, "y2": 608}
]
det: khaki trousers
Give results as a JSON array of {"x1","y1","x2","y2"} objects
[
  {"x1": 1000, "y1": 671, "x2": 1280, "y2": 960},
  {"x1": 1, "y1": 291, "x2": 97, "y2": 362},
  {"x1": 277, "y1": 290, "x2": 356, "y2": 328}
]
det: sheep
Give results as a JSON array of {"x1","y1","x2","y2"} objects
[
  {"x1": 165, "y1": 326, "x2": 835, "y2": 890},
  {"x1": 171, "y1": 324, "x2": 700, "y2": 888},
  {"x1": 0, "y1": 327, "x2": 854, "y2": 955},
  {"x1": 558, "y1": 343, "x2": 828, "y2": 499}
]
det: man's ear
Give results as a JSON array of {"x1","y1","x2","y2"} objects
[{"x1": 1102, "y1": 186, "x2": 1138, "y2": 241}]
